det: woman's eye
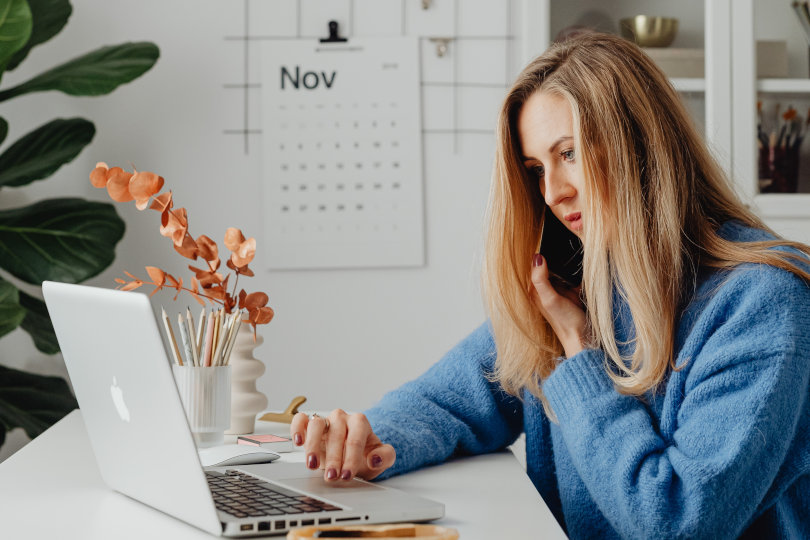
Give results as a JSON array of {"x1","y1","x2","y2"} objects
[
  {"x1": 561, "y1": 149, "x2": 575, "y2": 162},
  {"x1": 530, "y1": 164, "x2": 544, "y2": 177}
]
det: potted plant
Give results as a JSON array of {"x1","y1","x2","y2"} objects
[{"x1": 0, "y1": 0, "x2": 159, "y2": 450}]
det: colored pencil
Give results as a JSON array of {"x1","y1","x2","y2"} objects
[{"x1": 161, "y1": 307, "x2": 183, "y2": 366}]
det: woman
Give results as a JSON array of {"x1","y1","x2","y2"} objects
[{"x1": 290, "y1": 33, "x2": 810, "y2": 538}]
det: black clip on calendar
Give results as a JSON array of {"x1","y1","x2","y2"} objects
[{"x1": 320, "y1": 20, "x2": 348, "y2": 43}]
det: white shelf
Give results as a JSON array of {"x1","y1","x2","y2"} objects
[
  {"x1": 672, "y1": 78, "x2": 706, "y2": 93},
  {"x1": 753, "y1": 193, "x2": 810, "y2": 218},
  {"x1": 757, "y1": 78, "x2": 810, "y2": 94}
]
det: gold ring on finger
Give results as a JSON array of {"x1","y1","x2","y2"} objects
[{"x1": 310, "y1": 413, "x2": 330, "y2": 431}]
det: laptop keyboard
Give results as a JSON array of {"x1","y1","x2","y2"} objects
[{"x1": 206, "y1": 469, "x2": 343, "y2": 519}]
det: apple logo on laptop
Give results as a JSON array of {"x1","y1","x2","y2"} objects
[{"x1": 110, "y1": 377, "x2": 131, "y2": 422}]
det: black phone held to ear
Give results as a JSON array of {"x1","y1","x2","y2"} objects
[{"x1": 539, "y1": 208, "x2": 583, "y2": 288}]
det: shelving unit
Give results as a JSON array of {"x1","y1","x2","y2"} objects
[
  {"x1": 757, "y1": 78, "x2": 810, "y2": 94},
  {"x1": 671, "y1": 78, "x2": 706, "y2": 93},
  {"x1": 732, "y1": 0, "x2": 810, "y2": 239}
]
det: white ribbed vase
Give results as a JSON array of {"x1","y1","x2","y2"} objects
[{"x1": 224, "y1": 325, "x2": 268, "y2": 435}]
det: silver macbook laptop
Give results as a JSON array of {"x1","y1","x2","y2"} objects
[{"x1": 42, "y1": 281, "x2": 443, "y2": 536}]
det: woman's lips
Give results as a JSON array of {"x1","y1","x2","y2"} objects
[{"x1": 564, "y1": 212, "x2": 582, "y2": 231}]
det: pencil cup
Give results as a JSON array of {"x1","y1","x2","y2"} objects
[{"x1": 172, "y1": 365, "x2": 231, "y2": 448}]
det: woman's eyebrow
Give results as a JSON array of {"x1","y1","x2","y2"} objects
[
  {"x1": 519, "y1": 135, "x2": 573, "y2": 161},
  {"x1": 548, "y1": 136, "x2": 573, "y2": 153}
]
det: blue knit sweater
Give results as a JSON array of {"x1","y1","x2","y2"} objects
[{"x1": 364, "y1": 222, "x2": 810, "y2": 539}]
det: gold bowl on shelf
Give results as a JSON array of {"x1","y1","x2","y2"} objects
[{"x1": 619, "y1": 16, "x2": 679, "y2": 48}]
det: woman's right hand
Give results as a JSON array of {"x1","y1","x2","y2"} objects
[{"x1": 290, "y1": 410, "x2": 396, "y2": 482}]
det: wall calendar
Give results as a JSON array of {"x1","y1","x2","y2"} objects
[{"x1": 261, "y1": 37, "x2": 424, "y2": 270}]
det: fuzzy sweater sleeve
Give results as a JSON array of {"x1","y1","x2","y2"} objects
[
  {"x1": 363, "y1": 322, "x2": 523, "y2": 479},
  {"x1": 542, "y1": 264, "x2": 810, "y2": 539}
]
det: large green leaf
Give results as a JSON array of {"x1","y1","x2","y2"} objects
[
  {"x1": 0, "y1": 198, "x2": 125, "y2": 285},
  {"x1": 19, "y1": 290, "x2": 58, "y2": 354},
  {"x1": 0, "y1": 275, "x2": 25, "y2": 338},
  {"x1": 0, "y1": 41, "x2": 159, "y2": 101},
  {"x1": 0, "y1": 364, "x2": 77, "y2": 446},
  {"x1": 0, "y1": 118, "x2": 94, "y2": 188},
  {"x1": 0, "y1": 0, "x2": 32, "y2": 73},
  {"x1": 0, "y1": 116, "x2": 7, "y2": 146},
  {"x1": 5, "y1": 0, "x2": 72, "y2": 71}
]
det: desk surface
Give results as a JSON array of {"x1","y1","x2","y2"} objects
[{"x1": 0, "y1": 410, "x2": 566, "y2": 539}]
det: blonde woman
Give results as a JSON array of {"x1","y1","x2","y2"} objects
[{"x1": 291, "y1": 34, "x2": 810, "y2": 538}]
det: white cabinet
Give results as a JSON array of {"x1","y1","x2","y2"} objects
[
  {"x1": 733, "y1": 0, "x2": 810, "y2": 242},
  {"x1": 522, "y1": 0, "x2": 810, "y2": 243}
]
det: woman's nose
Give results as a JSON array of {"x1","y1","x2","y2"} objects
[{"x1": 542, "y1": 169, "x2": 574, "y2": 207}]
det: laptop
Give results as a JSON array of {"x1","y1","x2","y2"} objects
[{"x1": 42, "y1": 281, "x2": 444, "y2": 536}]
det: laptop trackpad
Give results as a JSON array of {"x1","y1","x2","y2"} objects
[{"x1": 278, "y1": 476, "x2": 384, "y2": 498}]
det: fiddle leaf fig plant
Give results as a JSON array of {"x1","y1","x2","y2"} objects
[{"x1": 0, "y1": 0, "x2": 159, "y2": 448}]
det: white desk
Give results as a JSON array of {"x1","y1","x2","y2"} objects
[{"x1": 0, "y1": 410, "x2": 566, "y2": 539}]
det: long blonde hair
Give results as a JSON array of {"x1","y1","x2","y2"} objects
[{"x1": 484, "y1": 33, "x2": 810, "y2": 402}]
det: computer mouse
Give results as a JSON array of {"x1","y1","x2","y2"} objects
[{"x1": 198, "y1": 444, "x2": 281, "y2": 467}]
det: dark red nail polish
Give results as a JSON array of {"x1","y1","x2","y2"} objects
[
  {"x1": 326, "y1": 468, "x2": 337, "y2": 480},
  {"x1": 293, "y1": 433, "x2": 302, "y2": 446},
  {"x1": 307, "y1": 454, "x2": 319, "y2": 469},
  {"x1": 533, "y1": 253, "x2": 543, "y2": 267},
  {"x1": 371, "y1": 455, "x2": 382, "y2": 468},
  {"x1": 340, "y1": 469, "x2": 352, "y2": 480}
]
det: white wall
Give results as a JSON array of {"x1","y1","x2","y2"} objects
[{"x1": 0, "y1": 0, "x2": 527, "y2": 459}]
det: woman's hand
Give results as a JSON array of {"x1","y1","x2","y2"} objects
[
  {"x1": 290, "y1": 409, "x2": 396, "y2": 482},
  {"x1": 531, "y1": 253, "x2": 587, "y2": 358}
]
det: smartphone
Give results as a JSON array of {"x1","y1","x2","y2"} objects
[{"x1": 539, "y1": 207, "x2": 583, "y2": 288}]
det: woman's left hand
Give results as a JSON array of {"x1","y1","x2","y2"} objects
[{"x1": 530, "y1": 254, "x2": 587, "y2": 358}]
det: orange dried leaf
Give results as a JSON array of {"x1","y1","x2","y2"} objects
[
  {"x1": 196, "y1": 235, "x2": 219, "y2": 262},
  {"x1": 150, "y1": 191, "x2": 173, "y2": 214},
  {"x1": 166, "y1": 273, "x2": 180, "y2": 288},
  {"x1": 160, "y1": 208, "x2": 188, "y2": 243},
  {"x1": 243, "y1": 291, "x2": 269, "y2": 309},
  {"x1": 106, "y1": 168, "x2": 134, "y2": 202},
  {"x1": 189, "y1": 265, "x2": 224, "y2": 287},
  {"x1": 89, "y1": 163, "x2": 110, "y2": 188},
  {"x1": 224, "y1": 228, "x2": 245, "y2": 251},
  {"x1": 206, "y1": 285, "x2": 227, "y2": 301},
  {"x1": 119, "y1": 281, "x2": 143, "y2": 292},
  {"x1": 174, "y1": 234, "x2": 199, "y2": 260},
  {"x1": 239, "y1": 265, "x2": 254, "y2": 277},
  {"x1": 145, "y1": 266, "x2": 166, "y2": 287},
  {"x1": 254, "y1": 306, "x2": 274, "y2": 325},
  {"x1": 124, "y1": 270, "x2": 140, "y2": 280},
  {"x1": 130, "y1": 171, "x2": 165, "y2": 210},
  {"x1": 230, "y1": 237, "x2": 256, "y2": 268}
]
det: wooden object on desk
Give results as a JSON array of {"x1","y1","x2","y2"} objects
[
  {"x1": 259, "y1": 395, "x2": 307, "y2": 423},
  {"x1": 287, "y1": 524, "x2": 458, "y2": 539}
]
